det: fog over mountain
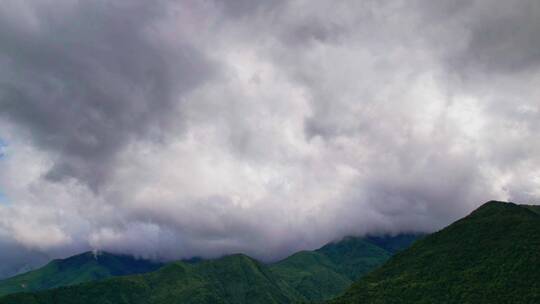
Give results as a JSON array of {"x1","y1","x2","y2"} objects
[{"x1": 0, "y1": 0, "x2": 539, "y2": 276}]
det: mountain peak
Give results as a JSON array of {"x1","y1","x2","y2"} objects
[
  {"x1": 477, "y1": 200, "x2": 513, "y2": 209},
  {"x1": 467, "y1": 200, "x2": 538, "y2": 220},
  {"x1": 0, "y1": 251, "x2": 162, "y2": 297},
  {"x1": 330, "y1": 200, "x2": 540, "y2": 303},
  {"x1": 0, "y1": 234, "x2": 420, "y2": 303}
]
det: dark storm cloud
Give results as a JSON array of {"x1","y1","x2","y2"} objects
[
  {"x1": 449, "y1": 1, "x2": 540, "y2": 75},
  {"x1": 216, "y1": 0, "x2": 285, "y2": 18},
  {"x1": 0, "y1": 0, "x2": 217, "y2": 190}
]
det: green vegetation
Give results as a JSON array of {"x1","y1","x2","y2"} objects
[
  {"x1": 0, "y1": 235, "x2": 419, "y2": 304},
  {"x1": 364, "y1": 234, "x2": 424, "y2": 254},
  {"x1": 522, "y1": 204, "x2": 540, "y2": 215},
  {"x1": 271, "y1": 237, "x2": 392, "y2": 301},
  {"x1": 3, "y1": 200, "x2": 538, "y2": 304},
  {"x1": 0, "y1": 251, "x2": 162, "y2": 297},
  {"x1": 329, "y1": 201, "x2": 540, "y2": 304},
  {"x1": 0, "y1": 254, "x2": 301, "y2": 304}
]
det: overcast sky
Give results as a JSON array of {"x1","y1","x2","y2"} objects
[{"x1": 0, "y1": 0, "x2": 539, "y2": 276}]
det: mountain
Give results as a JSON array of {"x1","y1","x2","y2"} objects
[
  {"x1": 0, "y1": 235, "x2": 419, "y2": 304},
  {"x1": 328, "y1": 201, "x2": 540, "y2": 304},
  {"x1": 0, "y1": 251, "x2": 163, "y2": 297},
  {"x1": 364, "y1": 234, "x2": 424, "y2": 254},
  {"x1": 0, "y1": 254, "x2": 302, "y2": 304},
  {"x1": 270, "y1": 237, "x2": 392, "y2": 301},
  {"x1": 522, "y1": 204, "x2": 540, "y2": 215},
  {"x1": 0, "y1": 243, "x2": 50, "y2": 280}
]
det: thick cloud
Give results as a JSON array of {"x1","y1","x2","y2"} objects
[
  {"x1": 0, "y1": 0, "x2": 539, "y2": 265},
  {"x1": 0, "y1": 0, "x2": 217, "y2": 190},
  {"x1": 0, "y1": 239, "x2": 49, "y2": 279}
]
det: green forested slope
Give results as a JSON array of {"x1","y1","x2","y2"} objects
[
  {"x1": 329, "y1": 201, "x2": 540, "y2": 304},
  {"x1": 0, "y1": 254, "x2": 303, "y2": 304},
  {"x1": 522, "y1": 204, "x2": 540, "y2": 215},
  {"x1": 0, "y1": 235, "x2": 419, "y2": 304},
  {"x1": 270, "y1": 237, "x2": 393, "y2": 301},
  {"x1": 364, "y1": 234, "x2": 424, "y2": 254},
  {"x1": 0, "y1": 251, "x2": 162, "y2": 297}
]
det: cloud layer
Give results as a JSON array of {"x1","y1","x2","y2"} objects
[{"x1": 0, "y1": 0, "x2": 539, "y2": 271}]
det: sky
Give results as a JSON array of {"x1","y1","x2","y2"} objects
[{"x1": 0, "y1": 0, "x2": 539, "y2": 277}]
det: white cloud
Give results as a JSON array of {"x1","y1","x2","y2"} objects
[{"x1": 0, "y1": 0, "x2": 539, "y2": 263}]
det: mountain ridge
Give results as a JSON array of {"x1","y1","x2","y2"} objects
[
  {"x1": 328, "y1": 200, "x2": 540, "y2": 304},
  {"x1": 0, "y1": 251, "x2": 163, "y2": 297},
  {"x1": 0, "y1": 234, "x2": 420, "y2": 303}
]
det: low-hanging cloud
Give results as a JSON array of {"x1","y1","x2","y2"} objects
[{"x1": 0, "y1": 0, "x2": 539, "y2": 265}]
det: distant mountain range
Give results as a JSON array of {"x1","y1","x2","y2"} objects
[
  {"x1": 3, "y1": 201, "x2": 537, "y2": 303},
  {"x1": 328, "y1": 201, "x2": 540, "y2": 304},
  {"x1": 0, "y1": 234, "x2": 419, "y2": 303},
  {"x1": 0, "y1": 251, "x2": 163, "y2": 297}
]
